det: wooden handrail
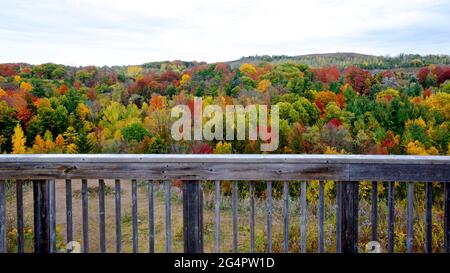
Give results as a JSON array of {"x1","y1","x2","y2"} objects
[
  {"x1": 0, "y1": 154, "x2": 449, "y2": 181},
  {"x1": 1, "y1": 154, "x2": 450, "y2": 254}
]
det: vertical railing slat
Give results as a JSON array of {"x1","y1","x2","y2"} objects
[
  {"x1": 215, "y1": 180, "x2": 221, "y2": 253},
  {"x1": 318, "y1": 180, "x2": 324, "y2": 253},
  {"x1": 33, "y1": 181, "x2": 42, "y2": 252},
  {"x1": 249, "y1": 181, "x2": 255, "y2": 253},
  {"x1": 339, "y1": 181, "x2": 359, "y2": 253},
  {"x1": 16, "y1": 180, "x2": 24, "y2": 253},
  {"x1": 300, "y1": 181, "x2": 307, "y2": 253},
  {"x1": 444, "y1": 182, "x2": 450, "y2": 253},
  {"x1": 266, "y1": 181, "x2": 272, "y2": 253},
  {"x1": 371, "y1": 181, "x2": 378, "y2": 242},
  {"x1": 387, "y1": 181, "x2": 395, "y2": 253},
  {"x1": 283, "y1": 181, "x2": 289, "y2": 253},
  {"x1": 353, "y1": 181, "x2": 359, "y2": 252},
  {"x1": 114, "y1": 179, "x2": 121, "y2": 253},
  {"x1": 336, "y1": 181, "x2": 342, "y2": 253},
  {"x1": 425, "y1": 182, "x2": 433, "y2": 253},
  {"x1": 0, "y1": 180, "x2": 6, "y2": 253},
  {"x1": 148, "y1": 180, "x2": 154, "y2": 253},
  {"x1": 98, "y1": 179, "x2": 106, "y2": 253},
  {"x1": 406, "y1": 182, "x2": 414, "y2": 253},
  {"x1": 165, "y1": 180, "x2": 171, "y2": 253},
  {"x1": 65, "y1": 179, "x2": 73, "y2": 250},
  {"x1": 81, "y1": 179, "x2": 89, "y2": 253},
  {"x1": 232, "y1": 181, "x2": 238, "y2": 253},
  {"x1": 132, "y1": 179, "x2": 138, "y2": 253},
  {"x1": 48, "y1": 179, "x2": 56, "y2": 253}
]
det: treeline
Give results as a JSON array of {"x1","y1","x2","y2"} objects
[{"x1": 231, "y1": 53, "x2": 450, "y2": 70}]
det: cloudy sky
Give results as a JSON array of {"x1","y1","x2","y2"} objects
[{"x1": 0, "y1": 0, "x2": 449, "y2": 66}]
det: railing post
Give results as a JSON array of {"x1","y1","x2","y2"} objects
[
  {"x1": 338, "y1": 181, "x2": 359, "y2": 253},
  {"x1": 0, "y1": 180, "x2": 6, "y2": 253},
  {"x1": 33, "y1": 179, "x2": 56, "y2": 253},
  {"x1": 183, "y1": 180, "x2": 204, "y2": 253}
]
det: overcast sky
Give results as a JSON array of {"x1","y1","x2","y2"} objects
[{"x1": 0, "y1": 0, "x2": 449, "y2": 66}]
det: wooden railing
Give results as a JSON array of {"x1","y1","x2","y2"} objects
[{"x1": 0, "y1": 154, "x2": 449, "y2": 253}]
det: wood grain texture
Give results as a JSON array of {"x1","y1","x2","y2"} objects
[
  {"x1": 99, "y1": 179, "x2": 106, "y2": 253},
  {"x1": 445, "y1": 183, "x2": 450, "y2": 253},
  {"x1": 114, "y1": 179, "x2": 121, "y2": 253},
  {"x1": 215, "y1": 180, "x2": 221, "y2": 253},
  {"x1": 232, "y1": 181, "x2": 238, "y2": 253},
  {"x1": 318, "y1": 181, "x2": 324, "y2": 253},
  {"x1": 16, "y1": 180, "x2": 24, "y2": 253},
  {"x1": 0, "y1": 180, "x2": 5, "y2": 253},
  {"x1": 81, "y1": 179, "x2": 89, "y2": 253},
  {"x1": 65, "y1": 179, "x2": 73, "y2": 249},
  {"x1": 148, "y1": 181, "x2": 154, "y2": 253},
  {"x1": 0, "y1": 154, "x2": 447, "y2": 182}
]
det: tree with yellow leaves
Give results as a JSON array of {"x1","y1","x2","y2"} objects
[
  {"x1": 76, "y1": 103, "x2": 91, "y2": 122},
  {"x1": 179, "y1": 74, "x2": 191, "y2": 86},
  {"x1": 19, "y1": 81, "x2": 33, "y2": 92},
  {"x1": 239, "y1": 63, "x2": 257, "y2": 78},
  {"x1": 125, "y1": 66, "x2": 143, "y2": 79},
  {"x1": 214, "y1": 141, "x2": 232, "y2": 154},
  {"x1": 257, "y1": 79, "x2": 271, "y2": 92},
  {"x1": 12, "y1": 123, "x2": 26, "y2": 154}
]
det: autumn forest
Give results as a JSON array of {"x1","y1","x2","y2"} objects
[{"x1": 0, "y1": 53, "x2": 449, "y2": 157}]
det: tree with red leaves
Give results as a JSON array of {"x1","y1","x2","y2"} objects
[
  {"x1": 192, "y1": 142, "x2": 213, "y2": 154},
  {"x1": 0, "y1": 64, "x2": 20, "y2": 77},
  {"x1": 343, "y1": 66, "x2": 373, "y2": 94},
  {"x1": 313, "y1": 66, "x2": 340, "y2": 85}
]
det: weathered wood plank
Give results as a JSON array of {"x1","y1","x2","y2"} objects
[
  {"x1": 300, "y1": 181, "x2": 307, "y2": 253},
  {"x1": 445, "y1": 182, "x2": 450, "y2": 253},
  {"x1": 349, "y1": 164, "x2": 449, "y2": 182},
  {"x1": 132, "y1": 179, "x2": 138, "y2": 253},
  {"x1": 114, "y1": 179, "x2": 121, "y2": 253},
  {"x1": 232, "y1": 181, "x2": 238, "y2": 253},
  {"x1": 0, "y1": 180, "x2": 5, "y2": 253},
  {"x1": 1, "y1": 154, "x2": 448, "y2": 164},
  {"x1": 388, "y1": 182, "x2": 395, "y2": 253},
  {"x1": 99, "y1": 179, "x2": 106, "y2": 253},
  {"x1": 407, "y1": 182, "x2": 414, "y2": 253},
  {"x1": 215, "y1": 180, "x2": 221, "y2": 253},
  {"x1": 1, "y1": 156, "x2": 448, "y2": 181},
  {"x1": 425, "y1": 182, "x2": 432, "y2": 253},
  {"x1": 283, "y1": 181, "x2": 289, "y2": 253},
  {"x1": 33, "y1": 180, "x2": 42, "y2": 252},
  {"x1": 81, "y1": 179, "x2": 89, "y2": 253},
  {"x1": 183, "y1": 180, "x2": 204, "y2": 253},
  {"x1": 339, "y1": 181, "x2": 359, "y2": 253},
  {"x1": 0, "y1": 162, "x2": 349, "y2": 181},
  {"x1": 148, "y1": 180, "x2": 154, "y2": 253},
  {"x1": 48, "y1": 179, "x2": 56, "y2": 253},
  {"x1": 249, "y1": 181, "x2": 255, "y2": 253},
  {"x1": 371, "y1": 181, "x2": 378, "y2": 242},
  {"x1": 33, "y1": 180, "x2": 50, "y2": 253},
  {"x1": 336, "y1": 181, "x2": 342, "y2": 253},
  {"x1": 266, "y1": 181, "x2": 272, "y2": 253},
  {"x1": 65, "y1": 179, "x2": 73, "y2": 249},
  {"x1": 165, "y1": 180, "x2": 171, "y2": 253},
  {"x1": 16, "y1": 180, "x2": 24, "y2": 253},
  {"x1": 318, "y1": 181, "x2": 324, "y2": 253}
]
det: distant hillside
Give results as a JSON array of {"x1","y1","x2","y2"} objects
[{"x1": 226, "y1": 52, "x2": 450, "y2": 70}]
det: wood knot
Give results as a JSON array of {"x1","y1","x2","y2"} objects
[{"x1": 64, "y1": 166, "x2": 77, "y2": 174}]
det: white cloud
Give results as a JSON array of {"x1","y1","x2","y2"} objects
[{"x1": 0, "y1": 0, "x2": 448, "y2": 66}]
